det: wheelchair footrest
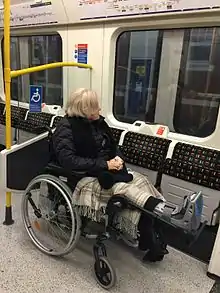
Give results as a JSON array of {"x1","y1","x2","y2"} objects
[{"x1": 185, "y1": 220, "x2": 207, "y2": 247}]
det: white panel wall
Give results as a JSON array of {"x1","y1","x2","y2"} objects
[{"x1": 65, "y1": 25, "x2": 105, "y2": 106}]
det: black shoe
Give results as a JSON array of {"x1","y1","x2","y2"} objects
[{"x1": 143, "y1": 248, "x2": 168, "y2": 263}]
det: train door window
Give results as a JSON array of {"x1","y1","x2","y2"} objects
[
  {"x1": 113, "y1": 28, "x2": 220, "y2": 138},
  {"x1": 113, "y1": 30, "x2": 163, "y2": 124},
  {"x1": 174, "y1": 27, "x2": 220, "y2": 137},
  {"x1": 2, "y1": 33, "x2": 63, "y2": 105}
]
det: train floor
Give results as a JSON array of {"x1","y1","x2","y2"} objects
[{"x1": 0, "y1": 189, "x2": 217, "y2": 293}]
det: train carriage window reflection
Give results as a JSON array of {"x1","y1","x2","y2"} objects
[
  {"x1": 113, "y1": 28, "x2": 220, "y2": 138},
  {"x1": 174, "y1": 28, "x2": 220, "y2": 137},
  {"x1": 113, "y1": 31, "x2": 163, "y2": 124},
  {"x1": 2, "y1": 33, "x2": 63, "y2": 105},
  {"x1": 10, "y1": 39, "x2": 22, "y2": 102}
]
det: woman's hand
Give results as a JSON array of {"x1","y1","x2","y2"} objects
[
  {"x1": 114, "y1": 156, "x2": 124, "y2": 165},
  {"x1": 107, "y1": 158, "x2": 123, "y2": 171}
]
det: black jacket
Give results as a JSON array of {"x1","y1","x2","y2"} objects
[{"x1": 52, "y1": 115, "x2": 120, "y2": 175}]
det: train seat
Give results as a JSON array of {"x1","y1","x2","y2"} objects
[
  {"x1": 16, "y1": 111, "x2": 54, "y2": 142},
  {"x1": 161, "y1": 142, "x2": 220, "y2": 225},
  {"x1": 119, "y1": 131, "x2": 171, "y2": 185},
  {"x1": 110, "y1": 127, "x2": 123, "y2": 144},
  {"x1": 0, "y1": 103, "x2": 56, "y2": 144}
]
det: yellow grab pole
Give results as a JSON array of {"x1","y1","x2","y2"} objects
[
  {"x1": 10, "y1": 61, "x2": 92, "y2": 78},
  {"x1": 3, "y1": 0, "x2": 14, "y2": 225}
]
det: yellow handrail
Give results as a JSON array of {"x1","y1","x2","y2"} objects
[
  {"x1": 11, "y1": 62, "x2": 92, "y2": 78},
  {"x1": 3, "y1": 0, "x2": 14, "y2": 225}
]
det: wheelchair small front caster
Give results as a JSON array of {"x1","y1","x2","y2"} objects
[{"x1": 94, "y1": 256, "x2": 116, "y2": 290}]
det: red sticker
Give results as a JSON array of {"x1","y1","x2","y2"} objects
[
  {"x1": 78, "y1": 44, "x2": 88, "y2": 49},
  {"x1": 157, "y1": 126, "x2": 165, "y2": 135}
]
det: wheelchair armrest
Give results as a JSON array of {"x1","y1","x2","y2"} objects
[{"x1": 45, "y1": 162, "x2": 87, "y2": 178}]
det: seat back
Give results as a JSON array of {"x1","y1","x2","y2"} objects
[
  {"x1": 110, "y1": 127, "x2": 123, "y2": 144},
  {"x1": 172, "y1": 142, "x2": 220, "y2": 170},
  {"x1": 119, "y1": 131, "x2": 171, "y2": 185}
]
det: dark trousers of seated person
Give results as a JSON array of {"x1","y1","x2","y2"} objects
[{"x1": 138, "y1": 197, "x2": 167, "y2": 254}]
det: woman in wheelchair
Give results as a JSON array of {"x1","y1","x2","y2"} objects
[
  {"x1": 51, "y1": 88, "x2": 204, "y2": 263},
  {"x1": 21, "y1": 87, "x2": 204, "y2": 289}
]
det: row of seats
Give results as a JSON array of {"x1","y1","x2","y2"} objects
[
  {"x1": 0, "y1": 102, "x2": 63, "y2": 147},
  {"x1": 0, "y1": 102, "x2": 61, "y2": 132},
  {"x1": 112, "y1": 129, "x2": 220, "y2": 189},
  {"x1": 163, "y1": 142, "x2": 220, "y2": 190},
  {"x1": 113, "y1": 128, "x2": 220, "y2": 225}
]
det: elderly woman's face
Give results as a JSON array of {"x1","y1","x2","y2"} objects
[{"x1": 87, "y1": 106, "x2": 101, "y2": 120}]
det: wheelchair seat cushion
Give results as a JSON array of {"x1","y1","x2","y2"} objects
[{"x1": 72, "y1": 171, "x2": 164, "y2": 238}]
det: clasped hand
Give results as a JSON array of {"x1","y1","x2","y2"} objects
[{"x1": 107, "y1": 156, "x2": 124, "y2": 171}]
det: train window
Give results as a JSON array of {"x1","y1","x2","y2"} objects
[
  {"x1": 113, "y1": 31, "x2": 163, "y2": 124},
  {"x1": 113, "y1": 28, "x2": 220, "y2": 137},
  {"x1": 2, "y1": 34, "x2": 63, "y2": 105},
  {"x1": 174, "y1": 28, "x2": 220, "y2": 137}
]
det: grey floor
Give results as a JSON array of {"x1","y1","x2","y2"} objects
[{"x1": 0, "y1": 189, "x2": 216, "y2": 293}]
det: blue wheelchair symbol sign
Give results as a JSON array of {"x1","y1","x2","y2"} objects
[{"x1": 29, "y1": 85, "x2": 43, "y2": 113}]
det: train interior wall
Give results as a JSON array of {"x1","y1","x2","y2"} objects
[{"x1": 0, "y1": 12, "x2": 220, "y2": 267}]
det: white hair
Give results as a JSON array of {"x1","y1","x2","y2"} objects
[{"x1": 65, "y1": 88, "x2": 99, "y2": 117}]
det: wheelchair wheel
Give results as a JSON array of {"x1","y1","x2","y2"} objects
[
  {"x1": 21, "y1": 174, "x2": 81, "y2": 257},
  {"x1": 94, "y1": 257, "x2": 116, "y2": 290}
]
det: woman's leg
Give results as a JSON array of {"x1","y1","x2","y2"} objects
[
  {"x1": 138, "y1": 213, "x2": 155, "y2": 251},
  {"x1": 138, "y1": 197, "x2": 168, "y2": 261}
]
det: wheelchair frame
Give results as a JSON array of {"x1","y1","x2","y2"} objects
[
  {"x1": 21, "y1": 160, "x2": 206, "y2": 290},
  {"x1": 20, "y1": 126, "x2": 206, "y2": 290}
]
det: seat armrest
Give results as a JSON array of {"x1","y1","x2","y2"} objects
[{"x1": 34, "y1": 125, "x2": 53, "y2": 135}]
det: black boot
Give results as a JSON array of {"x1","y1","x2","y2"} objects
[{"x1": 143, "y1": 230, "x2": 169, "y2": 263}]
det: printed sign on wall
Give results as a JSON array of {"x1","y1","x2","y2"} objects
[
  {"x1": 74, "y1": 44, "x2": 88, "y2": 64},
  {"x1": 78, "y1": 0, "x2": 220, "y2": 20},
  {"x1": 29, "y1": 85, "x2": 43, "y2": 113}
]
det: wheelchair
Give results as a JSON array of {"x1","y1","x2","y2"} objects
[{"x1": 21, "y1": 128, "x2": 206, "y2": 290}]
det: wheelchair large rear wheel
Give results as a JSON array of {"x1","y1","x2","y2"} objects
[{"x1": 21, "y1": 174, "x2": 81, "y2": 257}]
